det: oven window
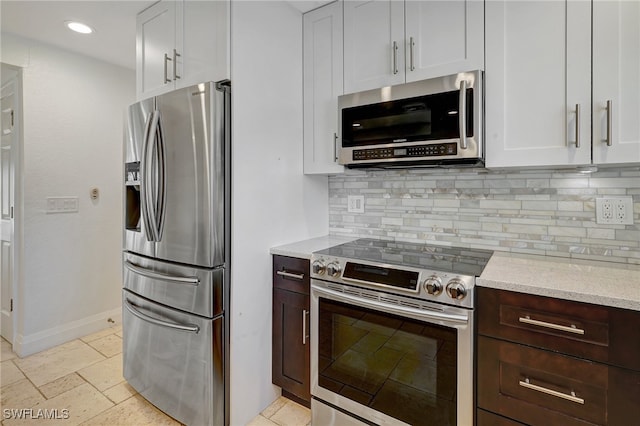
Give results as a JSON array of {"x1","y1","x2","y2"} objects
[
  {"x1": 341, "y1": 89, "x2": 473, "y2": 148},
  {"x1": 318, "y1": 298, "x2": 457, "y2": 425}
]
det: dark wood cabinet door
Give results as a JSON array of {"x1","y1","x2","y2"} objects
[{"x1": 272, "y1": 287, "x2": 310, "y2": 405}]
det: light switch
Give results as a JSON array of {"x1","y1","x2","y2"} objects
[{"x1": 46, "y1": 197, "x2": 79, "y2": 214}]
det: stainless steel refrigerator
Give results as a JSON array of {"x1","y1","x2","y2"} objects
[{"x1": 122, "y1": 81, "x2": 230, "y2": 426}]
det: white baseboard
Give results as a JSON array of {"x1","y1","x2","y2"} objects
[{"x1": 12, "y1": 307, "x2": 122, "y2": 357}]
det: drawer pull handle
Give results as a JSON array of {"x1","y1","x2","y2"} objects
[
  {"x1": 276, "y1": 270, "x2": 305, "y2": 281},
  {"x1": 519, "y1": 378, "x2": 584, "y2": 405},
  {"x1": 518, "y1": 315, "x2": 585, "y2": 335}
]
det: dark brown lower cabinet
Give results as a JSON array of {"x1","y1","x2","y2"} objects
[
  {"x1": 272, "y1": 255, "x2": 311, "y2": 407},
  {"x1": 477, "y1": 408, "x2": 526, "y2": 426},
  {"x1": 477, "y1": 287, "x2": 640, "y2": 425}
]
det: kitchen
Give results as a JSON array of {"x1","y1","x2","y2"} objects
[{"x1": 0, "y1": 1, "x2": 638, "y2": 425}]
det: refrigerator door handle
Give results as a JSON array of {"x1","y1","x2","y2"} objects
[
  {"x1": 155, "y1": 111, "x2": 167, "y2": 242},
  {"x1": 140, "y1": 111, "x2": 155, "y2": 241},
  {"x1": 124, "y1": 260, "x2": 200, "y2": 285},
  {"x1": 124, "y1": 298, "x2": 200, "y2": 333},
  {"x1": 146, "y1": 110, "x2": 161, "y2": 241}
]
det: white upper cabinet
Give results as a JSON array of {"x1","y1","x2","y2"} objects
[
  {"x1": 404, "y1": 0, "x2": 484, "y2": 82},
  {"x1": 344, "y1": 0, "x2": 484, "y2": 94},
  {"x1": 303, "y1": 2, "x2": 345, "y2": 174},
  {"x1": 592, "y1": 0, "x2": 640, "y2": 165},
  {"x1": 137, "y1": 1, "x2": 177, "y2": 98},
  {"x1": 136, "y1": 0, "x2": 229, "y2": 100},
  {"x1": 343, "y1": 0, "x2": 404, "y2": 93},
  {"x1": 485, "y1": 0, "x2": 591, "y2": 168}
]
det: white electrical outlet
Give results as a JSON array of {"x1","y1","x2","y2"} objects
[
  {"x1": 596, "y1": 197, "x2": 633, "y2": 225},
  {"x1": 347, "y1": 195, "x2": 365, "y2": 213}
]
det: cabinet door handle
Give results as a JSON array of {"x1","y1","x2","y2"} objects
[
  {"x1": 164, "y1": 53, "x2": 172, "y2": 84},
  {"x1": 334, "y1": 133, "x2": 338, "y2": 162},
  {"x1": 573, "y1": 103, "x2": 580, "y2": 148},
  {"x1": 302, "y1": 309, "x2": 310, "y2": 345},
  {"x1": 173, "y1": 49, "x2": 181, "y2": 80},
  {"x1": 519, "y1": 315, "x2": 585, "y2": 335},
  {"x1": 392, "y1": 41, "x2": 399, "y2": 75},
  {"x1": 458, "y1": 79, "x2": 468, "y2": 150},
  {"x1": 276, "y1": 270, "x2": 305, "y2": 281},
  {"x1": 605, "y1": 100, "x2": 612, "y2": 146},
  {"x1": 409, "y1": 37, "x2": 415, "y2": 71},
  {"x1": 519, "y1": 378, "x2": 584, "y2": 405}
]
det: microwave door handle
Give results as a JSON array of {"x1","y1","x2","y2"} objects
[
  {"x1": 459, "y1": 79, "x2": 468, "y2": 150},
  {"x1": 140, "y1": 111, "x2": 155, "y2": 241}
]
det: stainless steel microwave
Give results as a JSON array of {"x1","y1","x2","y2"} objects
[{"x1": 338, "y1": 71, "x2": 483, "y2": 168}]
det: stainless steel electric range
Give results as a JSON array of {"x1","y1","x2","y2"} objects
[{"x1": 309, "y1": 238, "x2": 493, "y2": 426}]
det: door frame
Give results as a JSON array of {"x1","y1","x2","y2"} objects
[{"x1": 1, "y1": 63, "x2": 23, "y2": 347}]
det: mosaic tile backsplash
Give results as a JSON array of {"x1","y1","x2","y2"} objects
[{"x1": 328, "y1": 166, "x2": 640, "y2": 265}]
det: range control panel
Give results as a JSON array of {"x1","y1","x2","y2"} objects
[{"x1": 352, "y1": 143, "x2": 457, "y2": 161}]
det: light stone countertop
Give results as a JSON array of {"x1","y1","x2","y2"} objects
[
  {"x1": 478, "y1": 252, "x2": 640, "y2": 311},
  {"x1": 269, "y1": 235, "x2": 357, "y2": 260}
]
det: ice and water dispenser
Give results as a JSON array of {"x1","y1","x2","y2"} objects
[{"x1": 125, "y1": 162, "x2": 141, "y2": 231}]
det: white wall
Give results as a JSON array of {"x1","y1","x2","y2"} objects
[
  {"x1": 230, "y1": 2, "x2": 329, "y2": 424},
  {"x1": 1, "y1": 33, "x2": 135, "y2": 356}
]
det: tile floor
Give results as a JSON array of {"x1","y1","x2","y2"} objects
[{"x1": 1, "y1": 328, "x2": 310, "y2": 426}]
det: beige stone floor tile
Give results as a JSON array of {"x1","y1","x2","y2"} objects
[
  {"x1": 3, "y1": 382, "x2": 113, "y2": 426},
  {"x1": 79, "y1": 327, "x2": 118, "y2": 344},
  {"x1": 13, "y1": 340, "x2": 105, "y2": 387},
  {"x1": 247, "y1": 414, "x2": 279, "y2": 426},
  {"x1": 80, "y1": 395, "x2": 180, "y2": 426},
  {"x1": 0, "y1": 378, "x2": 46, "y2": 409},
  {"x1": 39, "y1": 373, "x2": 86, "y2": 400},
  {"x1": 77, "y1": 354, "x2": 123, "y2": 392},
  {"x1": 102, "y1": 382, "x2": 137, "y2": 404},
  {"x1": 1, "y1": 361, "x2": 25, "y2": 387},
  {"x1": 86, "y1": 335, "x2": 121, "y2": 358},
  {"x1": 1, "y1": 339, "x2": 17, "y2": 361},
  {"x1": 109, "y1": 325, "x2": 122, "y2": 335},
  {"x1": 269, "y1": 400, "x2": 311, "y2": 426},
  {"x1": 261, "y1": 396, "x2": 288, "y2": 418}
]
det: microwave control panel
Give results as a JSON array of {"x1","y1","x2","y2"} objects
[{"x1": 352, "y1": 143, "x2": 457, "y2": 161}]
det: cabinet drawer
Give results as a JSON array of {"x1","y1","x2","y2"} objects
[
  {"x1": 478, "y1": 336, "x2": 608, "y2": 425},
  {"x1": 273, "y1": 255, "x2": 310, "y2": 294},
  {"x1": 477, "y1": 287, "x2": 640, "y2": 370},
  {"x1": 477, "y1": 409, "x2": 526, "y2": 426}
]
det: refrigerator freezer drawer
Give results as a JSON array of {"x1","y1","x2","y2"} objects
[
  {"x1": 123, "y1": 252, "x2": 223, "y2": 318},
  {"x1": 123, "y1": 290, "x2": 224, "y2": 426}
]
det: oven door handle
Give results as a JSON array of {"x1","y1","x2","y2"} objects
[{"x1": 312, "y1": 284, "x2": 468, "y2": 324}]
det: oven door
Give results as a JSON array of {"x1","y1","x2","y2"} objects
[{"x1": 311, "y1": 280, "x2": 473, "y2": 426}]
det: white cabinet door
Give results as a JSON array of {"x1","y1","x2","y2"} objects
[
  {"x1": 343, "y1": 0, "x2": 404, "y2": 94},
  {"x1": 405, "y1": 0, "x2": 484, "y2": 82},
  {"x1": 303, "y1": 2, "x2": 344, "y2": 174},
  {"x1": 592, "y1": 0, "x2": 640, "y2": 165},
  {"x1": 180, "y1": 0, "x2": 229, "y2": 88},
  {"x1": 136, "y1": 1, "x2": 177, "y2": 99},
  {"x1": 485, "y1": 0, "x2": 591, "y2": 168}
]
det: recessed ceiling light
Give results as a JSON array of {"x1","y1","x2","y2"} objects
[{"x1": 65, "y1": 21, "x2": 94, "y2": 34}]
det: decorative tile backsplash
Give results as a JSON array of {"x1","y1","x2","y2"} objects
[{"x1": 328, "y1": 166, "x2": 640, "y2": 264}]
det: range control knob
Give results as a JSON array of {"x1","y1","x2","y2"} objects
[
  {"x1": 423, "y1": 276, "x2": 443, "y2": 296},
  {"x1": 312, "y1": 260, "x2": 326, "y2": 275},
  {"x1": 446, "y1": 279, "x2": 467, "y2": 300},
  {"x1": 326, "y1": 262, "x2": 342, "y2": 277}
]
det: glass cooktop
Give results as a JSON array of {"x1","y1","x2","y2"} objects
[{"x1": 315, "y1": 238, "x2": 493, "y2": 277}]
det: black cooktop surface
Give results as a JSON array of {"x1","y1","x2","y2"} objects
[{"x1": 315, "y1": 238, "x2": 493, "y2": 277}]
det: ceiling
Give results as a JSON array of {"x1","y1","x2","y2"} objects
[
  {"x1": 0, "y1": 1, "x2": 332, "y2": 70},
  {"x1": 1, "y1": 1, "x2": 154, "y2": 70}
]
